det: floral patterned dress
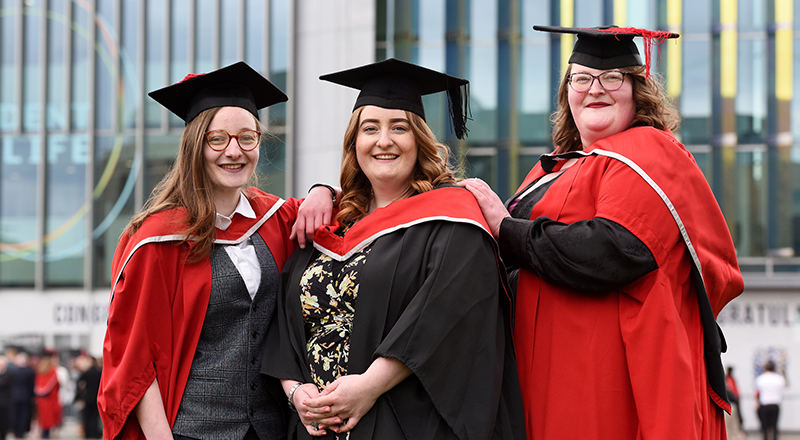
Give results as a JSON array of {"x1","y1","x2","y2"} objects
[{"x1": 300, "y1": 245, "x2": 371, "y2": 389}]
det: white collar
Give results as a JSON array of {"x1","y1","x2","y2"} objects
[{"x1": 215, "y1": 193, "x2": 257, "y2": 231}]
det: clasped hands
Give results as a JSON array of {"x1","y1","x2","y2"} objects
[{"x1": 293, "y1": 374, "x2": 380, "y2": 437}]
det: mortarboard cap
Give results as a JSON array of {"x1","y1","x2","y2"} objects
[
  {"x1": 533, "y1": 25, "x2": 679, "y2": 77},
  {"x1": 148, "y1": 61, "x2": 288, "y2": 125},
  {"x1": 320, "y1": 58, "x2": 471, "y2": 139}
]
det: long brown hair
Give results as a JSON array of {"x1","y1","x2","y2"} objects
[
  {"x1": 551, "y1": 64, "x2": 681, "y2": 153},
  {"x1": 125, "y1": 107, "x2": 265, "y2": 262},
  {"x1": 336, "y1": 107, "x2": 460, "y2": 224}
]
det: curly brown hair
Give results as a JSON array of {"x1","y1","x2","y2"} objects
[
  {"x1": 551, "y1": 64, "x2": 681, "y2": 153},
  {"x1": 125, "y1": 107, "x2": 266, "y2": 262},
  {"x1": 336, "y1": 107, "x2": 461, "y2": 224}
]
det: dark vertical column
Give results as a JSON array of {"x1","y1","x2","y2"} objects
[{"x1": 766, "y1": 0, "x2": 794, "y2": 255}]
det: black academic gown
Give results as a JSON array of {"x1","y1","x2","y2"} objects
[{"x1": 262, "y1": 186, "x2": 525, "y2": 440}]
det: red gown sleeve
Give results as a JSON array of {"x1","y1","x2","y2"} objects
[{"x1": 98, "y1": 236, "x2": 209, "y2": 440}]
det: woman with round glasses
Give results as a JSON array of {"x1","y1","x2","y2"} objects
[
  {"x1": 98, "y1": 62, "x2": 337, "y2": 440},
  {"x1": 461, "y1": 26, "x2": 743, "y2": 439}
]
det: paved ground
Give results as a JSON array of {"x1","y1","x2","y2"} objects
[
  {"x1": 4, "y1": 417, "x2": 97, "y2": 440},
  {"x1": 6, "y1": 416, "x2": 800, "y2": 439}
]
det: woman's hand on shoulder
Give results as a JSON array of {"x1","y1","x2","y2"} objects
[
  {"x1": 457, "y1": 178, "x2": 510, "y2": 238},
  {"x1": 291, "y1": 185, "x2": 339, "y2": 248}
]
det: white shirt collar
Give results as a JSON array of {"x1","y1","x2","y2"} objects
[{"x1": 215, "y1": 193, "x2": 257, "y2": 231}]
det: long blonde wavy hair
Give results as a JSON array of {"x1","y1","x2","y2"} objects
[
  {"x1": 336, "y1": 107, "x2": 460, "y2": 224},
  {"x1": 551, "y1": 64, "x2": 681, "y2": 153}
]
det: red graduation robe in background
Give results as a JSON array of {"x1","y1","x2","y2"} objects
[
  {"x1": 513, "y1": 127, "x2": 743, "y2": 440},
  {"x1": 34, "y1": 368, "x2": 62, "y2": 430},
  {"x1": 97, "y1": 188, "x2": 299, "y2": 440}
]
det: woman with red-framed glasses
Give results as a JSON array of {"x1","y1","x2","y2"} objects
[{"x1": 98, "y1": 62, "x2": 337, "y2": 440}]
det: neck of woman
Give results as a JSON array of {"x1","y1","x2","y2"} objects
[
  {"x1": 214, "y1": 189, "x2": 242, "y2": 217},
  {"x1": 369, "y1": 185, "x2": 412, "y2": 213}
]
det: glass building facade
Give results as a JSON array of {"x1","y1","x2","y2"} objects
[
  {"x1": 0, "y1": 0, "x2": 798, "y2": 293},
  {"x1": 0, "y1": 0, "x2": 291, "y2": 289},
  {"x1": 375, "y1": 0, "x2": 800, "y2": 276}
]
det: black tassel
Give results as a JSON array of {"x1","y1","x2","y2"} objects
[{"x1": 447, "y1": 82, "x2": 471, "y2": 140}]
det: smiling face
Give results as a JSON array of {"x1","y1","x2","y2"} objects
[
  {"x1": 203, "y1": 106, "x2": 259, "y2": 209},
  {"x1": 568, "y1": 63, "x2": 636, "y2": 147},
  {"x1": 354, "y1": 105, "x2": 418, "y2": 206}
]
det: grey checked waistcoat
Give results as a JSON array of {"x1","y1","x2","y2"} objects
[{"x1": 172, "y1": 232, "x2": 285, "y2": 440}]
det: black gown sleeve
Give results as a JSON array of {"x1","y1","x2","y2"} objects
[{"x1": 498, "y1": 215, "x2": 657, "y2": 293}]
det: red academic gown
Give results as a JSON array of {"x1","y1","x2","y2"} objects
[
  {"x1": 34, "y1": 368, "x2": 62, "y2": 430},
  {"x1": 512, "y1": 127, "x2": 743, "y2": 440},
  {"x1": 97, "y1": 187, "x2": 300, "y2": 440}
]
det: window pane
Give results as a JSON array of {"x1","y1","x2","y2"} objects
[
  {"x1": 93, "y1": 135, "x2": 136, "y2": 287},
  {"x1": 195, "y1": 0, "x2": 215, "y2": 74},
  {"x1": 418, "y1": 0, "x2": 445, "y2": 69},
  {"x1": 269, "y1": 0, "x2": 290, "y2": 127},
  {"x1": 736, "y1": 36, "x2": 767, "y2": 143},
  {"x1": 121, "y1": 0, "x2": 139, "y2": 130},
  {"x1": 95, "y1": 54, "x2": 115, "y2": 132},
  {"x1": 464, "y1": 153, "x2": 496, "y2": 185},
  {"x1": 574, "y1": 0, "x2": 603, "y2": 27},
  {"x1": 738, "y1": 0, "x2": 766, "y2": 32},
  {"x1": 684, "y1": 0, "x2": 711, "y2": 32},
  {"x1": 94, "y1": 0, "x2": 116, "y2": 131},
  {"x1": 47, "y1": 0, "x2": 67, "y2": 131},
  {"x1": 144, "y1": 135, "x2": 180, "y2": 199},
  {"x1": 170, "y1": 0, "x2": 189, "y2": 83},
  {"x1": 625, "y1": 0, "x2": 655, "y2": 27},
  {"x1": 467, "y1": 0, "x2": 497, "y2": 142},
  {"x1": 1, "y1": 0, "x2": 17, "y2": 132},
  {"x1": 733, "y1": 148, "x2": 767, "y2": 256},
  {"x1": 257, "y1": 133, "x2": 287, "y2": 197},
  {"x1": 45, "y1": 135, "x2": 87, "y2": 287},
  {"x1": 244, "y1": 0, "x2": 265, "y2": 67},
  {"x1": 793, "y1": 12, "x2": 800, "y2": 143},
  {"x1": 145, "y1": 0, "x2": 165, "y2": 129},
  {"x1": 1, "y1": 135, "x2": 38, "y2": 286},
  {"x1": 72, "y1": 2, "x2": 90, "y2": 131},
  {"x1": 681, "y1": 38, "x2": 712, "y2": 144},
  {"x1": 687, "y1": 145, "x2": 713, "y2": 183},
  {"x1": 517, "y1": 148, "x2": 550, "y2": 187},
  {"x1": 519, "y1": 42, "x2": 551, "y2": 144},
  {"x1": 518, "y1": 0, "x2": 552, "y2": 145},
  {"x1": 23, "y1": 5, "x2": 41, "y2": 132},
  {"x1": 792, "y1": 147, "x2": 800, "y2": 255},
  {"x1": 220, "y1": 0, "x2": 241, "y2": 67}
]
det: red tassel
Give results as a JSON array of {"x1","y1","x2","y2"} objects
[
  {"x1": 179, "y1": 72, "x2": 206, "y2": 83},
  {"x1": 592, "y1": 27, "x2": 678, "y2": 78}
]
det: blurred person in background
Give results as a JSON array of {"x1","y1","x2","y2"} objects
[
  {"x1": 0, "y1": 354, "x2": 12, "y2": 439},
  {"x1": 34, "y1": 350, "x2": 63, "y2": 439},
  {"x1": 75, "y1": 354, "x2": 102, "y2": 438},
  {"x1": 54, "y1": 352, "x2": 77, "y2": 420},
  {"x1": 10, "y1": 351, "x2": 35, "y2": 439},
  {"x1": 725, "y1": 366, "x2": 745, "y2": 440},
  {"x1": 755, "y1": 360, "x2": 786, "y2": 440}
]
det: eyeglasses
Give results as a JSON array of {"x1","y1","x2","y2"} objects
[
  {"x1": 566, "y1": 71, "x2": 629, "y2": 92},
  {"x1": 204, "y1": 130, "x2": 261, "y2": 151}
]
